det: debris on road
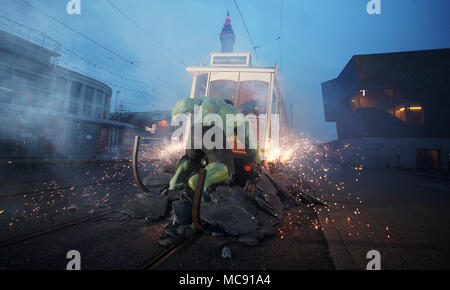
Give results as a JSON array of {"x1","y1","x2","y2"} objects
[
  {"x1": 131, "y1": 170, "x2": 304, "y2": 247},
  {"x1": 221, "y1": 246, "x2": 232, "y2": 259},
  {"x1": 67, "y1": 205, "x2": 78, "y2": 211}
]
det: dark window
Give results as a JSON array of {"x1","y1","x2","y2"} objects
[
  {"x1": 83, "y1": 104, "x2": 92, "y2": 117},
  {"x1": 95, "y1": 108, "x2": 102, "y2": 119},
  {"x1": 209, "y1": 80, "x2": 237, "y2": 103},
  {"x1": 56, "y1": 77, "x2": 67, "y2": 94},
  {"x1": 103, "y1": 95, "x2": 111, "y2": 119},
  {"x1": 194, "y1": 74, "x2": 208, "y2": 98},
  {"x1": 85, "y1": 86, "x2": 94, "y2": 103},
  {"x1": 96, "y1": 90, "x2": 104, "y2": 106},
  {"x1": 69, "y1": 101, "x2": 79, "y2": 114},
  {"x1": 70, "y1": 82, "x2": 82, "y2": 99},
  {"x1": 238, "y1": 80, "x2": 268, "y2": 115}
]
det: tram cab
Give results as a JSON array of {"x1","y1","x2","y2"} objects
[{"x1": 186, "y1": 52, "x2": 288, "y2": 161}]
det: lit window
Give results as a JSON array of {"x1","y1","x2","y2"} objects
[
  {"x1": 395, "y1": 107, "x2": 407, "y2": 122},
  {"x1": 359, "y1": 90, "x2": 378, "y2": 108},
  {"x1": 349, "y1": 93, "x2": 360, "y2": 111},
  {"x1": 384, "y1": 89, "x2": 393, "y2": 97},
  {"x1": 408, "y1": 106, "x2": 424, "y2": 125}
]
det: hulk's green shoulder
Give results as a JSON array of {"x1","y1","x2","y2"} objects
[{"x1": 172, "y1": 97, "x2": 202, "y2": 116}]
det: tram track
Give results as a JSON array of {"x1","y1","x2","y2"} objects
[
  {"x1": 0, "y1": 177, "x2": 136, "y2": 198},
  {"x1": 139, "y1": 230, "x2": 203, "y2": 270},
  {"x1": 0, "y1": 207, "x2": 121, "y2": 249}
]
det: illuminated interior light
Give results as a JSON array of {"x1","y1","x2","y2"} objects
[
  {"x1": 409, "y1": 106, "x2": 422, "y2": 110},
  {"x1": 399, "y1": 107, "x2": 405, "y2": 111}
]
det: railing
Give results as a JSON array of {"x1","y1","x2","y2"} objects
[{"x1": 0, "y1": 15, "x2": 61, "y2": 65}]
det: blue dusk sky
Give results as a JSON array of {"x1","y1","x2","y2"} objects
[{"x1": 1, "y1": 0, "x2": 449, "y2": 141}]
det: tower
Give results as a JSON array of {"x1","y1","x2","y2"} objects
[{"x1": 219, "y1": 12, "x2": 235, "y2": 53}]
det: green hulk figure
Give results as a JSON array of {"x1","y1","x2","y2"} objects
[{"x1": 169, "y1": 97, "x2": 260, "y2": 200}]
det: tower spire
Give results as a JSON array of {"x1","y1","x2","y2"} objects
[{"x1": 220, "y1": 11, "x2": 235, "y2": 52}]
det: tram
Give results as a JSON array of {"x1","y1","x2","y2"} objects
[
  {"x1": 186, "y1": 52, "x2": 288, "y2": 160},
  {"x1": 132, "y1": 51, "x2": 289, "y2": 192}
]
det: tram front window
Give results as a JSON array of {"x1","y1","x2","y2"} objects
[
  {"x1": 194, "y1": 74, "x2": 208, "y2": 98},
  {"x1": 238, "y1": 81, "x2": 269, "y2": 115},
  {"x1": 209, "y1": 80, "x2": 236, "y2": 103}
]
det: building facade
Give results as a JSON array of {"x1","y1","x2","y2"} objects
[
  {"x1": 0, "y1": 28, "x2": 134, "y2": 160},
  {"x1": 322, "y1": 49, "x2": 450, "y2": 169}
]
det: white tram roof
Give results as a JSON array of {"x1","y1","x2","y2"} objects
[{"x1": 186, "y1": 52, "x2": 277, "y2": 75}]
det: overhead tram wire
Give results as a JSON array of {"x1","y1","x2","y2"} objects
[
  {"x1": 0, "y1": 13, "x2": 163, "y2": 100},
  {"x1": 57, "y1": 59, "x2": 156, "y2": 98},
  {"x1": 59, "y1": 45, "x2": 162, "y2": 95},
  {"x1": 233, "y1": 0, "x2": 258, "y2": 59},
  {"x1": 19, "y1": 0, "x2": 184, "y2": 95},
  {"x1": 104, "y1": 0, "x2": 187, "y2": 68}
]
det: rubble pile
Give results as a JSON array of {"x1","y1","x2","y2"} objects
[{"x1": 122, "y1": 169, "x2": 301, "y2": 246}]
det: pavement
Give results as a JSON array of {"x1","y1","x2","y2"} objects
[{"x1": 312, "y1": 165, "x2": 450, "y2": 270}]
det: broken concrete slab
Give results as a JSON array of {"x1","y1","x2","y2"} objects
[
  {"x1": 264, "y1": 172, "x2": 300, "y2": 205},
  {"x1": 237, "y1": 209, "x2": 278, "y2": 246},
  {"x1": 210, "y1": 186, "x2": 258, "y2": 216},
  {"x1": 267, "y1": 172, "x2": 291, "y2": 194},
  {"x1": 255, "y1": 175, "x2": 284, "y2": 219},
  {"x1": 254, "y1": 196, "x2": 278, "y2": 218},
  {"x1": 254, "y1": 191, "x2": 283, "y2": 219},
  {"x1": 257, "y1": 174, "x2": 279, "y2": 196},
  {"x1": 200, "y1": 202, "x2": 257, "y2": 236},
  {"x1": 121, "y1": 195, "x2": 169, "y2": 219},
  {"x1": 172, "y1": 200, "x2": 192, "y2": 225},
  {"x1": 166, "y1": 189, "x2": 181, "y2": 201}
]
